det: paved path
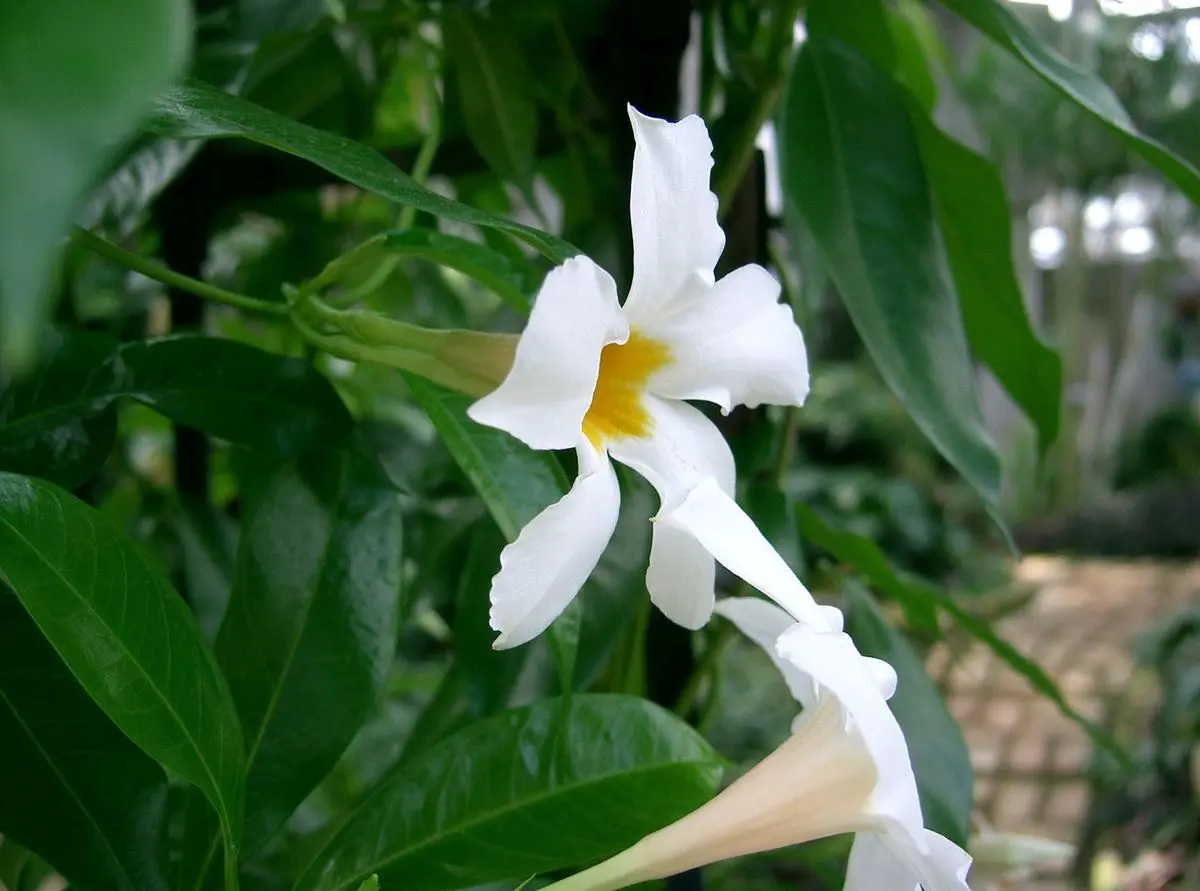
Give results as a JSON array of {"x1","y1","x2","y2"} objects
[{"x1": 930, "y1": 557, "x2": 1200, "y2": 880}]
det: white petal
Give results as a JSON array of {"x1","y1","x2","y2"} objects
[
  {"x1": 775, "y1": 624, "x2": 927, "y2": 844},
  {"x1": 623, "y1": 106, "x2": 725, "y2": 324},
  {"x1": 845, "y1": 834, "x2": 920, "y2": 891},
  {"x1": 645, "y1": 527, "x2": 717, "y2": 629},
  {"x1": 642, "y1": 264, "x2": 810, "y2": 413},
  {"x1": 468, "y1": 256, "x2": 628, "y2": 451},
  {"x1": 607, "y1": 396, "x2": 734, "y2": 629},
  {"x1": 658, "y1": 477, "x2": 833, "y2": 630},
  {"x1": 846, "y1": 831, "x2": 972, "y2": 891},
  {"x1": 714, "y1": 597, "x2": 818, "y2": 708},
  {"x1": 488, "y1": 443, "x2": 620, "y2": 649}
]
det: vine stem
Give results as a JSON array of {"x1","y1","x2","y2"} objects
[{"x1": 71, "y1": 226, "x2": 289, "y2": 317}]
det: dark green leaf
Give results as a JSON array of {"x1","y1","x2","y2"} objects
[
  {"x1": 147, "y1": 81, "x2": 577, "y2": 263},
  {"x1": 383, "y1": 229, "x2": 539, "y2": 311},
  {"x1": 938, "y1": 0, "x2": 1200, "y2": 205},
  {"x1": 0, "y1": 474, "x2": 245, "y2": 850},
  {"x1": 120, "y1": 337, "x2": 355, "y2": 456},
  {"x1": 294, "y1": 695, "x2": 723, "y2": 891},
  {"x1": 444, "y1": 9, "x2": 538, "y2": 188},
  {"x1": 780, "y1": 39, "x2": 1001, "y2": 507},
  {"x1": 843, "y1": 584, "x2": 972, "y2": 846},
  {"x1": 0, "y1": 331, "x2": 354, "y2": 487},
  {"x1": 217, "y1": 450, "x2": 403, "y2": 856},
  {"x1": 0, "y1": 586, "x2": 169, "y2": 891},
  {"x1": 172, "y1": 496, "x2": 239, "y2": 644},
  {"x1": 0, "y1": 0, "x2": 191, "y2": 369},
  {"x1": 404, "y1": 376, "x2": 582, "y2": 675},
  {"x1": 454, "y1": 523, "x2": 531, "y2": 717},
  {"x1": 0, "y1": 329, "x2": 121, "y2": 487},
  {"x1": 886, "y1": 7, "x2": 938, "y2": 112},
  {"x1": 911, "y1": 111, "x2": 1061, "y2": 451},
  {"x1": 403, "y1": 376, "x2": 567, "y2": 538},
  {"x1": 178, "y1": 446, "x2": 406, "y2": 887}
]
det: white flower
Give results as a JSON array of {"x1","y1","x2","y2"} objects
[
  {"x1": 468, "y1": 106, "x2": 809, "y2": 649},
  {"x1": 534, "y1": 479, "x2": 972, "y2": 891}
]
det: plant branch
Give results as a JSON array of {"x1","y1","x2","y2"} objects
[{"x1": 72, "y1": 226, "x2": 289, "y2": 317}]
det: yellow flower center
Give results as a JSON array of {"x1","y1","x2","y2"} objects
[{"x1": 582, "y1": 331, "x2": 671, "y2": 448}]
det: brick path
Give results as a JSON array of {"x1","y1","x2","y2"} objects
[{"x1": 931, "y1": 558, "x2": 1200, "y2": 868}]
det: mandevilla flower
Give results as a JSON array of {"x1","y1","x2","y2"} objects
[
  {"x1": 538, "y1": 489, "x2": 973, "y2": 891},
  {"x1": 468, "y1": 106, "x2": 809, "y2": 648}
]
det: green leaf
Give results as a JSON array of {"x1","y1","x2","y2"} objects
[
  {"x1": 404, "y1": 376, "x2": 583, "y2": 678},
  {"x1": 910, "y1": 113, "x2": 1061, "y2": 451},
  {"x1": 444, "y1": 9, "x2": 539, "y2": 188},
  {"x1": 0, "y1": 331, "x2": 355, "y2": 487},
  {"x1": 454, "y1": 523, "x2": 531, "y2": 717},
  {"x1": 0, "y1": 474, "x2": 245, "y2": 851},
  {"x1": 147, "y1": 81, "x2": 576, "y2": 263},
  {"x1": 0, "y1": 0, "x2": 191, "y2": 369},
  {"x1": 0, "y1": 586, "x2": 169, "y2": 891},
  {"x1": 294, "y1": 695, "x2": 723, "y2": 891},
  {"x1": 0, "y1": 329, "x2": 122, "y2": 488},
  {"x1": 119, "y1": 337, "x2": 355, "y2": 456},
  {"x1": 383, "y1": 229, "x2": 539, "y2": 311},
  {"x1": 779, "y1": 38, "x2": 1001, "y2": 508},
  {"x1": 938, "y1": 0, "x2": 1200, "y2": 205},
  {"x1": 404, "y1": 376, "x2": 567, "y2": 538},
  {"x1": 217, "y1": 450, "x2": 404, "y2": 856},
  {"x1": 843, "y1": 584, "x2": 972, "y2": 846}
]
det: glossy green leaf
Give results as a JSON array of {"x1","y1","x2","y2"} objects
[
  {"x1": 179, "y1": 449, "x2": 405, "y2": 887},
  {"x1": 120, "y1": 338, "x2": 355, "y2": 456},
  {"x1": 0, "y1": 586, "x2": 169, "y2": 891},
  {"x1": 219, "y1": 450, "x2": 403, "y2": 855},
  {"x1": 0, "y1": 329, "x2": 122, "y2": 487},
  {"x1": 843, "y1": 584, "x2": 972, "y2": 846},
  {"x1": 454, "y1": 523, "x2": 531, "y2": 717},
  {"x1": 444, "y1": 9, "x2": 538, "y2": 188},
  {"x1": 780, "y1": 38, "x2": 1001, "y2": 507},
  {"x1": 0, "y1": 331, "x2": 354, "y2": 487},
  {"x1": 383, "y1": 228, "x2": 539, "y2": 311},
  {"x1": 0, "y1": 474, "x2": 245, "y2": 850},
  {"x1": 938, "y1": 0, "x2": 1200, "y2": 205},
  {"x1": 911, "y1": 110, "x2": 1061, "y2": 451},
  {"x1": 294, "y1": 695, "x2": 723, "y2": 891},
  {"x1": 0, "y1": 0, "x2": 190, "y2": 369},
  {"x1": 404, "y1": 376, "x2": 581, "y2": 685},
  {"x1": 147, "y1": 81, "x2": 577, "y2": 263},
  {"x1": 404, "y1": 376, "x2": 568, "y2": 539}
]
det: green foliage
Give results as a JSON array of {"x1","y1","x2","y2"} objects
[
  {"x1": 0, "y1": 0, "x2": 1189, "y2": 888},
  {"x1": 0, "y1": 0, "x2": 191, "y2": 368}
]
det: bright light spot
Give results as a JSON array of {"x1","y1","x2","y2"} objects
[
  {"x1": 1099, "y1": 0, "x2": 1166, "y2": 14},
  {"x1": 1130, "y1": 26, "x2": 1165, "y2": 58},
  {"x1": 793, "y1": 19, "x2": 807, "y2": 46},
  {"x1": 1113, "y1": 191, "x2": 1150, "y2": 226},
  {"x1": 1084, "y1": 196, "x2": 1113, "y2": 229},
  {"x1": 1118, "y1": 226, "x2": 1156, "y2": 257},
  {"x1": 1031, "y1": 226, "x2": 1067, "y2": 267},
  {"x1": 1049, "y1": 0, "x2": 1073, "y2": 19},
  {"x1": 1185, "y1": 17, "x2": 1200, "y2": 61}
]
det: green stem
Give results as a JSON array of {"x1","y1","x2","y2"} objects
[
  {"x1": 672, "y1": 623, "x2": 734, "y2": 717},
  {"x1": 711, "y1": 0, "x2": 805, "y2": 212},
  {"x1": 72, "y1": 226, "x2": 289, "y2": 317},
  {"x1": 222, "y1": 834, "x2": 239, "y2": 891},
  {"x1": 397, "y1": 68, "x2": 442, "y2": 231}
]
